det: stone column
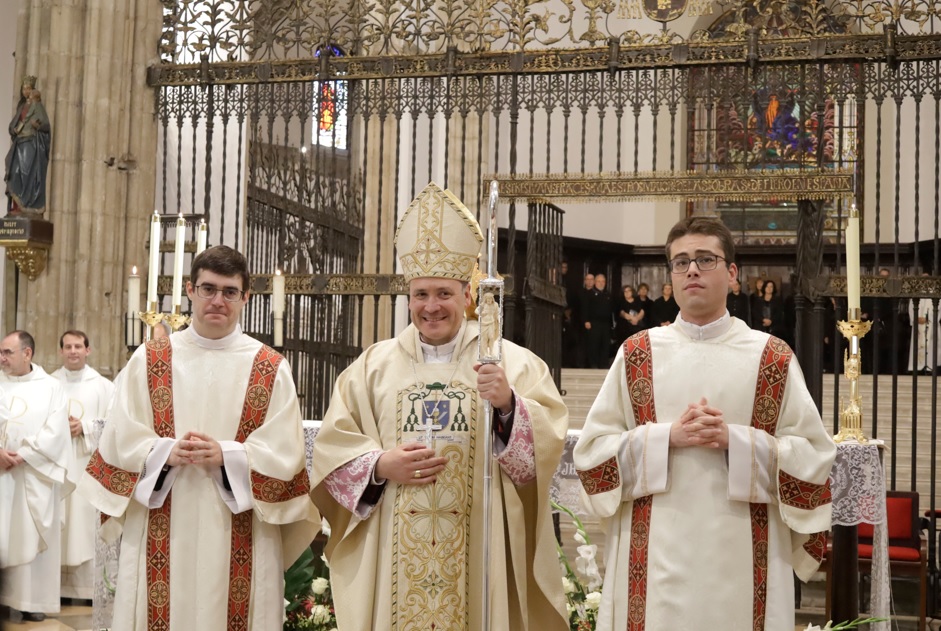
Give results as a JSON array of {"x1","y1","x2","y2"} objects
[{"x1": 9, "y1": 0, "x2": 162, "y2": 375}]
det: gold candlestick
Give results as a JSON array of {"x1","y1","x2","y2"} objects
[
  {"x1": 165, "y1": 304, "x2": 191, "y2": 331},
  {"x1": 139, "y1": 301, "x2": 166, "y2": 341},
  {"x1": 834, "y1": 308, "x2": 873, "y2": 443}
]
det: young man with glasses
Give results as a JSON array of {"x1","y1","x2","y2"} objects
[
  {"x1": 0, "y1": 331, "x2": 71, "y2": 623},
  {"x1": 574, "y1": 216, "x2": 835, "y2": 631},
  {"x1": 80, "y1": 246, "x2": 318, "y2": 630}
]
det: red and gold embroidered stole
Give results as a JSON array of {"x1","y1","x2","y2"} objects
[
  {"x1": 143, "y1": 339, "x2": 284, "y2": 631},
  {"x1": 748, "y1": 336, "x2": 792, "y2": 631},
  {"x1": 622, "y1": 331, "x2": 656, "y2": 631}
]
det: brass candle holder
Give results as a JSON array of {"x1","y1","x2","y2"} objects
[
  {"x1": 834, "y1": 308, "x2": 872, "y2": 443},
  {"x1": 164, "y1": 304, "x2": 191, "y2": 331},
  {"x1": 137, "y1": 301, "x2": 191, "y2": 342},
  {"x1": 138, "y1": 301, "x2": 166, "y2": 341}
]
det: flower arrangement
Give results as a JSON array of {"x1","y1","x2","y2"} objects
[
  {"x1": 552, "y1": 500, "x2": 603, "y2": 631},
  {"x1": 284, "y1": 519, "x2": 337, "y2": 631},
  {"x1": 803, "y1": 619, "x2": 887, "y2": 631}
]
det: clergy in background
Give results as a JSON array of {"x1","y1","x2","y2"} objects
[
  {"x1": 0, "y1": 330, "x2": 71, "y2": 623},
  {"x1": 79, "y1": 246, "x2": 318, "y2": 631},
  {"x1": 575, "y1": 216, "x2": 836, "y2": 631},
  {"x1": 53, "y1": 330, "x2": 115, "y2": 602},
  {"x1": 311, "y1": 182, "x2": 569, "y2": 631}
]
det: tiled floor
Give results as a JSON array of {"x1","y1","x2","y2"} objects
[{"x1": 1, "y1": 605, "x2": 91, "y2": 631}]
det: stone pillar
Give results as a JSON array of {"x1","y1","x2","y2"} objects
[{"x1": 8, "y1": 0, "x2": 162, "y2": 375}]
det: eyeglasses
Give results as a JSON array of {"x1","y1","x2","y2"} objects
[
  {"x1": 194, "y1": 284, "x2": 245, "y2": 302},
  {"x1": 668, "y1": 254, "x2": 727, "y2": 274}
]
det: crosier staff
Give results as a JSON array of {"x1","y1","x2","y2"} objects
[{"x1": 478, "y1": 180, "x2": 503, "y2": 631}]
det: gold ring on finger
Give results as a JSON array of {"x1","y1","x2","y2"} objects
[{"x1": 414, "y1": 470, "x2": 422, "y2": 479}]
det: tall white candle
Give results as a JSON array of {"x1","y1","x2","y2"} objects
[
  {"x1": 273, "y1": 270, "x2": 285, "y2": 316},
  {"x1": 845, "y1": 204, "x2": 861, "y2": 314},
  {"x1": 172, "y1": 215, "x2": 186, "y2": 307},
  {"x1": 147, "y1": 211, "x2": 160, "y2": 305},
  {"x1": 196, "y1": 219, "x2": 208, "y2": 256},
  {"x1": 274, "y1": 317, "x2": 284, "y2": 348},
  {"x1": 128, "y1": 266, "x2": 141, "y2": 346}
]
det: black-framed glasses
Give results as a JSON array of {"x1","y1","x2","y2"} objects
[
  {"x1": 194, "y1": 284, "x2": 245, "y2": 302},
  {"x1": 668, "y1": 254, "x2": 726, "y2": 274}
]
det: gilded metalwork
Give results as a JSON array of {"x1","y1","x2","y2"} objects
[
  {"x1": 4, "y1": 246, "x2": 49, "y2": 281},
  {"x1": 149, "y1": 34, "x2": 941, "y2": 84},
  {"x1": 156, "y1": 0, "x2": 941, "y2": 70},
  {"x1": 824, "y1": 275, "x2": 941, "y2": 299},
  {"x1": 490, "y1": 169, "x2": 854, "y2": 202},
  {"x1": 834, "y1": 318, "x2": 873, "y2": 444}
]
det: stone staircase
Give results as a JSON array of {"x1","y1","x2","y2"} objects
[{"x1": 558, "y1": 368, "x2": 941, "y2": 628}]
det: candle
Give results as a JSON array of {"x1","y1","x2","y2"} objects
[
  {"x1": 196, "y1": 219, "x2": 207, "y2": 256},
  {"x1": 172, "y1": 214, "x2": 186, "y2": 307},
  {"x1": 274, "y1": 317, "x2": 284, "y2": 348},
  {"x1": 128, "y1": 266, "x2": 141, "y2": 346},
  {"x1": 845, "y1": 204, "x2": 861, "y2": 314},
  {"x1": 147, "y1": 211, "x2": 160, "y2": 305},
  {"x1": 272, "y1": 270, "x2": 285, "y2": 317}
]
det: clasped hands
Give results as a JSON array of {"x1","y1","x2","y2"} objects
[
  {"x1": 0, "y1": 449, "x2": 24, "y2": 471},
  {"x1": 167, "y1": 431, "x2": 223, "y2": 468},
  {"x1": 669, "y1": 397, "x2": 729, "y2": 450}
]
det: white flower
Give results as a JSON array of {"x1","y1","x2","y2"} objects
[
  {"x1": 312, "y1": 577, "x2": 330, "y2": 595},
  {"x1": 311, "y1": 604, "x2": 332, "y2": 625},
  {"x1": 575, "y1": 544, "x2": 603, "y2": 591},
  {"x1": 321, "y1": 517, "x2": 332, "y2": 537},
  {"x1": 321, "y1": 553, "x2": 330, "y2": 568},
  {"x1": 574, "y1": 531, "x2": 587, "y2": 545},
  {"x1": 565, "y1": 602, "x2": 576, "y2": 615},
  {"x1": 561, "y1": 576, "x2": 576, "y2": 594},
  {"x1": 585, "y1": 591, "x2": 602, "y2": 611}
]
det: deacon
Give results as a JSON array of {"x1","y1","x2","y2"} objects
[
  {"x1": 0, "y1": 331, "x2": 71, "y2": 623},
  {"x1": 53, "y1": 330, "x2": 115, "y2": 601},
  {"x1": 79, "y1": 246, "x2": 318, "y2": 630},
  {"x1": 574, "y1": 216, "x2": 835, "y2": 631},
  {"x1": 311, "y1": 182, "x2": 569, "y2": 631}
]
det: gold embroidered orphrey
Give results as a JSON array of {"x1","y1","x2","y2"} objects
[{"x1": 392, "y1": 379, "x2": 478, "y2": 631}]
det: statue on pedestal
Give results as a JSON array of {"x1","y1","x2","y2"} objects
[{"x1": 5, "y1": 75, "x2": 51, "y2": 216}]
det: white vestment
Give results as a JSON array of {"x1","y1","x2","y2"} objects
[
  {"x1": 0, "y1": 364, "x2": 72, "y2": 614},
  {"x1": 908, "y1": 299, "x2": 939, "y2": 371},
  {"x1": 79, "y1": 327, "x2": 318, "y2": 631},
  {"x1": 52, "y1": 365, "x2": 115, "y2": 598},
  {"x1": 574, "y1": 316, "x2": 835, "y2": 631}
]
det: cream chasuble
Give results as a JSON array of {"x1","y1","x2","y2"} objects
[
  {"x1": 0, "y1": 365, "x2": 72, "y2": 614},
  {"x1": 311, "y1": 321, "x2": 569, "y2": 631},
  {"x1": 52, "y1": 365, "x2": 115, "y2": 598},
  {"x1": 574, "y1": 317, "x2": 835, "y2": 631},
  {"x1": 78, "y1": 328, "x2": 318, "y2": 631}
]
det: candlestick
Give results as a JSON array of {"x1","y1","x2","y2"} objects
[
  {"x1": 273, "y1": 270, "x2": 285, "y2": 317},
  {"x1": 172, "y1": 215, "x2": 186, "y2": 307},
  {"x1": 148, "y1": 211, "x2": 160, "y2": 305},
  {"x1": 196, "y1": 219, "x2": 207, "y2": 256},
  {"x1": 128, "y1": 266, "x2": 141, "y2": 347},
  {"x1": 845, "y1": 204, "x2": 861, "y2": 314}
]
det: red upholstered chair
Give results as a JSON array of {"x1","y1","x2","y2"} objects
[{"x1": 825, "y1": 490, "x2": 928, "y2": 631}]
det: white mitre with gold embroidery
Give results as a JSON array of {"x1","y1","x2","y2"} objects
[{"x1": 395, "y1": 182, "x2": 483, "y2": 282}]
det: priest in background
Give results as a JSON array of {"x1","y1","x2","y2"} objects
[
  {"x1": 575, "y1": 217, "x2": 835, "y2": 631},
  {"x1": 0, "y1": 330, "x2": 71, "y2": 623},
  {"x1": 311, "y1": 182, "x2": 569, "y2": 631},
  {"x1": 53, "y1": 330, "x2": 115, "y2": 602},
  {"x1": 80, "y1": 246, "x2": 318, "y2": 630}
]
